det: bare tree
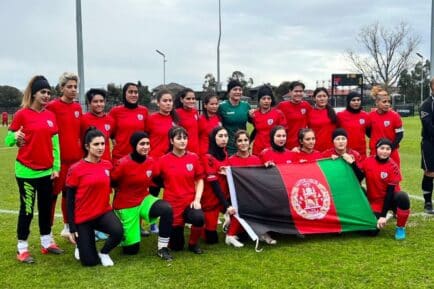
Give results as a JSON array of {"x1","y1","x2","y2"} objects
[{"x1": 347, "y1": 22, "x2": 420, "y2": 91}]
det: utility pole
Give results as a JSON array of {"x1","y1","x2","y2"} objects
[{"x1": 76, "y1": 0, "x2": 85, "y2": 110}]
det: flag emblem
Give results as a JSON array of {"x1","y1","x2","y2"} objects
[{"x1": 291, "y1": 178, "x2": 331, "y2": 220}]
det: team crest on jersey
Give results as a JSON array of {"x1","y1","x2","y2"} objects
[
  {"x1": 104, "y1": 124, "x2": 111, "y2": 131},
  {"x1": 194, "y1": 114, "x2": 198, "y2": 120},
  {"x1": 46, "y1": 120, "x2": 54, "y2": 127},
  {"x1": 380, "y1": 172, "x2": 388, "y2": 179},
  {"x1": 74, "y1": 111, "x2": 80, "y2": 118},
  {"x1": 421, "y1": 111, "x2": 429, "y2": 119},
  {"x1": 359, "y1": 118, "x2": 365, "y2": 125},
  {"x1": 186, "y1": 163, "x2": 193, "y2": 171},
  {"x1": 137, "y1": 114, "x2": 144, "y2": 121},
  {"x1": 267, "y1": 119, "x2": 274, "y2": 126},
  {"x1": 104, "y1": 169, "x2": 110, "y2": 177},
  {"x1": 301, "y1": 108, "x2": 306, "y2": 115},
  {"x1": 146, "y1": 170, "x2": 152, "y2": 178},
  {"x1": 290, "y1": 178, "x2": 331, "y2": 220},
  {"x1": 384, "y1": 120, "x2": 390, "y2": 127}
]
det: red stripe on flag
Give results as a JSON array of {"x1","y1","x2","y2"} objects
[{"x1": 276, "y1": 163, "x2": 342, "y2": 234}]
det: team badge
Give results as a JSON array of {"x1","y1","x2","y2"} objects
[
  {"x1": 380, "y1": 172, "x2": 388, "y2": 179},
  {"x1": 186, "y1": 163, "x2": 193, "y2": 171},
  {"x1": 267, "y1": 119, "x2": 274, "y2": 126},
  {"x1": 46, "y1": 120, "x2": 54, "y2": 127},
  {"x1": 359, "y1": 118, "x2": 365, "y2": 125},
  {"x1": 74, "y1": 111, "x2": 80, "y2": 118},
  {"x1": 421, "y1": 111, "x2": 429, "y2": 119},
  {"x1": 146, "y1": 170, "x2": 152, "y2": 178},
  {"x1": 301, "y1": 108, "x2": 306, "y2": 115},
  {"x1": 290, "y1": 178, "x2": 331, "y2": 220},
  {"x1": 137, "y1": 114, "x2": 144, "y2": 121},
  {"x1": 104, "y1": 124, "x2": 111, "y2": 131},
  {"x1": 384, "y1": 120, "x2": 390, "y2": 127},
  {"x1": 104, "y1": 169, "x2": 110, "y2": 177}
]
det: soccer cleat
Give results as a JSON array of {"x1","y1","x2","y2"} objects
[
  {"x1": 259, "y1": 233, "x2": 277, "y2": 245},
  {"x1": 95, "y1": 230, "x2": 108, "y2": 241},
  {"x1": 188, "y1": 244, "x2": 203, "y2": 254},
  {"x1": 395, "y1": 227, "x2": 406, "y2": 240},
  {"x1": 98, "y1": 253, "x2": 114, "y2": 266},
  {"x1": 150, "y1": 224, "x2": 159, "y2": 234},
  {"x1": 41, "y1": 243, "x2": 64, "y2": 254},
  {"x1": 157, "y1": 247, "x2": 173, "y2": 261},
  {"x1": 74, "y1": 247, "x2": 80, "y2": 261},
  {"x1": 225, "y1": 235, "x2": 244, "y2": 248},
  {"x1": 424, "y1": 202, "x2": 434, "y2": 214},
  {"x1": 17, "y1": 251, "x2": 34, "y2": 264}
]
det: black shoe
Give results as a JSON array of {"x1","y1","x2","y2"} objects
[
  {"x1": 188, "y1": 244, "x2": 203, "y2": 254},
  {"x1": 425, "y1": 202, "x2": 434, "y2": 214},
  {"x1": 157, "y1": 247, "x2": 173, "y2": 261}
]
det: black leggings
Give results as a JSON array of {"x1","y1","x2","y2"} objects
[
  {"x1": 170, "y1": 207, "x2": 204, "y2": 251},
  {"x1": 76, "y1": 211, "x2": 123, "y2": 266},
  {"x1": 16, "y1": 175, "x2": 53, "y2": 240}
]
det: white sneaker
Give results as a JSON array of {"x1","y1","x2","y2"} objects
[
  {"x1": 60, "y1": 227, "x2": 70, "y2": 239},
  {"x1": 74, "y1": 247, "x2": 80, "y2": 261},
  {"x1": 225, "y1": 235, "x2": 244, "y2": 247},
  {"x1": 259, "y1": 233, "x2": 277, "y2": 245},
  {"x1": 98, "y1": 252, "x2": 114, "y2": 267}
]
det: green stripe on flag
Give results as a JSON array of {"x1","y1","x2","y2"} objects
[{"x1": 318, "y1": 158, "x2": 377, "y2": 232}]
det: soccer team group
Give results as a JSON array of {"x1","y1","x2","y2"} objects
[{"x1": 8, "y1": 72, "x2": 431, "y2": 267}]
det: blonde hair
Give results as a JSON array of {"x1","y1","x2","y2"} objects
[
  {"x1": 370, "y1": 85, "x2": 388, "y2": 101},
  {"x1": 21, "y1": 75, "x2": 42, "y2": 108},
  {"x1": 58, "y1": 72, "x2": 79, "y2": 88}
]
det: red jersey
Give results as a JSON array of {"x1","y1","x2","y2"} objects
[
  {"x1": 359, "y1": 156, "x2": 402, "y2": 212},
  {"x1": 147, "y1": 112, "x2": 176, "y2": 158},
  {"x1": 228, "y1": 154, "x2": 262, "y2": 166},
  {"x1": 111, "y1": 155, "x2": 158, "y2": 210},
  {"x1": 337, "y1": 110, "x2": 370, "y2": 159},
  {"x1": 307, "y1": 108, "x2": 336, "y2": 152},
  {"x1": 66, "y1": 159, "x2": 113, "y2": 224},
  {"x1": 293, "y1": 150, "x2": 323, "y2": 163},
  {"x1": 46, "y1": 99, "x2": 82, "y2": 164},
  {"x1": 198, "y1": 114, "x2": 222, "y2": 155},
  {"x1": 322, "y1": 148, "x2": 362, "y2": 164},
  {"x1": 277, "y1": 100, "x2": 312, "y2": 149},
  {"x1": 176, "y1": 108, "x2": 199, "y2": 154},
  {"x1": 109, "y1": 105, "x2": 148, "y2": 162},
  {"x1": 9, "y1": 108, "x2": 58, "y2": 170},
  {"x1": 260, "y1": 148, "x2": 297, "y2": 164},
  {"x1": 251, "y1": 108, "x2": 287, "y2": 156},
  {"x1": 201, "y1": 154, "x2": 229, "y2": 211},
  {"x1": 1, "y1": 112, "x2": 7, "y2": 120},
  {"x1": 80, "y1": 112, "x2": 114, "y2": 161},
  {"x1": 368, "y1": 110, "x2": 403, "y2": 154}
]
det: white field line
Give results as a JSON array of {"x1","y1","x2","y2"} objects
[{"x1": 0, "y1": 209, "x2": 62, "y2": 217}]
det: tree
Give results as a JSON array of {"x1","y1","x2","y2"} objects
[
  {"x1": 274, "y1": 81, "x2": 292, "y2": 103},
  {"x1": 398, "y1": 60, "x2": 431, "y2": 104},
  {"x1": 137, "y1": 81, "x2": 151, "y2": 107},
  {"x1": 106, "y1": 83, "x2": 122, "y2": 109},
  {"x1": 0, "y1": 85, "x2": 22, "y2": 107},
  {"x1": 227, "y1": 71, "x2": 254, "y2": 96},
  {"x1": 202, "y1": 73, "x2": 217, "y2": 92},
  {"x1": 347, "y1": 22, "x2": 420, "y2": 91}
]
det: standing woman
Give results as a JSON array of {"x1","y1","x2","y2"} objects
[
  {"x1": 175, "y1": 88, "x2": 200, "y2": 154},
  {"x1": 251, "y1": 85, "x2": 287, "y2": 156},
  {"x1": 336, "y1": 92, "x2": 370, "y2": 159},
  {"x1": 260, "y1": 125, "x2": 296, "y2": 166},
  {"x1": 155, "y1": 126, "x2": 205, "y2": 254},
  {"x1": 343, "y1": 138, "x2": 410, "y2": 240},
  {"x1": 66, "y1": 128, "x2": 123, "y2": 266},
  {"x1": 147, "y1": 89, "x2": 178, "y2": 158},
  {"x1": 46, "y1": 72, "x2": 82, "y2": 238},
  {"x1": 368, "y1": 86, "x2": 403, "y2": 168},
  {"x1": 198, "y1": 92, "x2": 222, "y2": 155},
  {"x1": 307, "y1": 87, "x2": 337, "y2": 152},
  {"x1": 80, "y1": 88, "x2": 114, "y2": 161},
  {"x1": 5, "y1": 76, "x2": 63, "y2": 263},
  {"x1": 293, "y1": 128, "x2": 323, "y2": 163},
  {"x1": 218, "y1": 80, "x2": 251, "y2": 155},
  {"x1": 109, "y1": 82, "x2": 148, "y2": 163},
  {"x1": 111, "y1": 132, "x2": 174, "y2": 261},
  {"x1": 277, "y1": 81, "x2": 312, "y2": 150}
]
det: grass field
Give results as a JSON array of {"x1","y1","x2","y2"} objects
[{"x1": 0, "y1": 117, "x2": 432, "y2": 289}]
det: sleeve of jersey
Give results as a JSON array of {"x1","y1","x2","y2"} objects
[
  {"x1": 52, "y1": 134, "x2": 61, "y2": 172},
  {"x1": 388, "y1": 163, "x2": 402, "y2": 185},
  {"x1": 277, "y1": 109, "x2": 287, "y2": 129},
  {"x1": 420, "y1": 102, "x2": 434, "y2": 138},
  {"x1": 5, "y1": 130, "x2": 17, "y2": 147},
  {"x1": 108, "y1": 109, "x2": 117, "y2": 137},
  {"x1": 195, "y1": 157, "x2": 205, "y2": 181},
  {"x1": 394, "y1": 114, "x2": 404, "y2": 133},
  {"x1": 260, "y1": 149, "x2": 270, "y2": 163}
]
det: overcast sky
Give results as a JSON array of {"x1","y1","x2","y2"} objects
[{"x1": 0, "y1": 0, "x2": 431, "y2": 92}]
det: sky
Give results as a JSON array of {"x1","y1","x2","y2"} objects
[{"x1": 0, "y1": 0, "x2": 431, "y2": 92}]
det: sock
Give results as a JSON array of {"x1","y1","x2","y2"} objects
[
  {"x1": 61, "y1": 197, "x2": 68, "y2": 223},
  {"x1": 40, "y1": 234, "x2": 53, "y2": 248},
  {"x1": 422, "y1": 175, "x2": 433, "y2": 204},
  {"x1": 17, "y1": 240, "x2": 28, "y2": 254},
  {"x1": 396, "y1": 208, "x2": 410, "y2": 227},
  {"x1": 188, "y1": 226, "x2": 202, "y2": 246},
  {"x1": 157, "y1": 236, "x2": 170, "y2": 250},
  {"x1": 64, "y1": 223, "x2": 69, "y2": 231}
]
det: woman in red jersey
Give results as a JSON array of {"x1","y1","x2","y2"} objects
[
  {"x1": 343, "y1": 138, "x2": 410, "y2": 240},
  {"x1": 322, "y1": 128, "x2": 362, "y2": 164},
  {"x1": 175, "y1": 88, "x2": 200, "y2": 154},
  {"x1": 155, "y1": 126, "x2": 205, "y2": 254},
  {"x1": 260, "y1": 125, "x2": 297, "y2": 166},
  {"x1": 307, "y1": 87, "x2": 337, "y2": 152},
  {"x1": 368, "y1": 86, "x2": 403, "y2": 167},
  {"x1": 251, "y1": 85, "x2": 287, "y2": 156},
  {"x1": 276, "y1": 81, "x2": 312, "y2": 150},
  {"x1": 293, "y1": 128, "x2": 323, "y2": 163},
  {"x1": 111, "y1": 132, "x2": 174, "y2": 261},
  {"x1": 198, "y1": 92, "x2": 222, "y2": 155},
  {"x1": 66, "y1": 128, "x2": 123, "y2": 266},
  {"x1": 46, "y1": 72, "x2": 82, "y2": 238},
  {"x1": 109, "y1": 82, "x2": 148, "y2": 163},
  {"x1": 80, "y1": 88, "x2": 114, "y2": 161},
  {"x1": 5, "y1": 76, "x2": 63, "y2": 263},
  {"x1": 336, "y1": 92, "x2": 370, "y2": 159},
  {"x1": 147, "y1": 89, "x2": 178, "y2": 159}
]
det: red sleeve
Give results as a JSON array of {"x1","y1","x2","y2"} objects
[
  {"x1": 194, "y1": 155, "x2": 205, "y2": 181},
  {"x1": 202, "y1": 154, "x2": 219, "y2": 182},
  {"x1": 277, "y1": 109, "x2": 287, "y2": 129},
  {"x1": 110, "y1": 158, "x2": 124, "y2": 182},
  {"x1": 387, "y1": 161, "x2": 402, "y2": 185},
  {"x1": 394, "y1": 112, "x2": 403, "y2": 129},
  {"x1": 260, "y1": 149, "x2": 271, "y2": 163},
  {"x1": 9, "y1": 109, "x2": 23, "y2": 131},
  {"x1": 66, "y1": 163, "x2": 79, "y2": 188}
]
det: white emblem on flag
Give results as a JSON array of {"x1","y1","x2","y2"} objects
[
  {"x1": 104, "y1": 124, "x2": 111, "y2": 131},
  {"x1": 47, "y1": 120, "x2": 54, "y2": 127},
  {"x1": 301, "y1": 108, "x2": 306, "y2": 115},
  {"x1": 146, "y1": 170, "x2": 152, "y2": 178},
  {"x1": 105, "y1": 169, "x2": 110, "y2": 177},
  {"x1": 74, "y1": 111, "x2": 80, "y2": 118},
  {"x1": 359, "y1": 118, "x2": 365, "y2": 125},
  {"x1": 186, "y1": 163, "x2": 193, "y2": 171},
  {"x1": 384, "y1": 120, "x2": 390, "y2": 127},
  {"x1": 137, "y1": 114, "x2": 143, "y2": 121},
  {"x1": 267, "y1": 119, "x2": 274, "y2": 126},
  {"x1": 380, "y1": 172, "x2": 388, "y2": 179},
  {"x1": 291, "y1": 178, "x2": 331, "y2": 220}
]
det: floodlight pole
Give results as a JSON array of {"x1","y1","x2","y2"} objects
[
  {"x1": 156, "y1": 49, "x2": 167, "y2": 86},
  {"x1": 217, "y1": 0, "x2": 222, "y2": 92},
  {"x1": 417, "y1": 52, "x2": 424, "y2": 104},
  {"x1": 76, "y1": 0, "x2": 85, "y2": 110}
]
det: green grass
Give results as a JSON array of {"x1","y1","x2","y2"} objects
[{"x1": 0, "y1": 117, "x2": 432, "y2": 289}]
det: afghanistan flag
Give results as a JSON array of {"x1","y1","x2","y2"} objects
[{"x1": 226, "y1": 158, "x2": 377, "y2": 238}]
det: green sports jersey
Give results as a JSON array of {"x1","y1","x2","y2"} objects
[{"x1": 218, "y1": 100, "x2": 251, "y2": 155}]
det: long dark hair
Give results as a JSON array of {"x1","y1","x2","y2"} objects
[
  {"x1": 83, "y1": 126, "x2": 105, "y2": 155},
  {"x1": 168, "y1": 126, "x2": 188, "y2": 152},
  {"x1": 174, "y1": 88, "x2": 195, "y2": 109},
  {"x1": 312, "y1": 87, "x2": 336, "y2": 124},
  {"x1": 270, "y1": 125, "x2": 286, "y2": 152},
  {"x1": 202, "y1": 92, "x2": 218, "y2": 120},
  {"x1": 208, "y1": 126, "x2": 228, "y2": 161},
  {"x1": 157, "y1": 89, "x2": 179, "y2": 124},
  {"x1": 298, "y1": 128, "x2": 314, "y2": 147}
]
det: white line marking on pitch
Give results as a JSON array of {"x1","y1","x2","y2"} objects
[{"x1": 0, "y1": 209, "x2": 62, "y2": 217}]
